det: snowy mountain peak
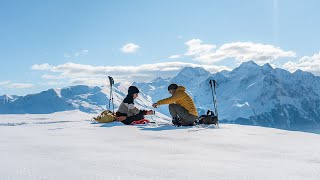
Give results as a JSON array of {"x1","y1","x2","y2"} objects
[
  {"x1": 293, "y1": 69, "x2": 315, "y2": 78},
  {"x1": 238, "y1": 60, "x2": 259, "y2": 69},
  {"x1": 44, "y1": 88, "x2": 63, "y2": 97},
  {"x1": 0, "y1": 94, "x2": 16, "y2": 104},
  {"x1": 262, "y1": 63, "x2": 273, "y2": 70},
  {"x1": 178, "y1": 66, "x2": 210, "y2": 77},
  {"x1": 293, "y1": 69, "x2": 303, "y2": 74},
  {"x1": 0, "y1": 94, "x2": 13, "y2": 100},
  {"x1": 151, "y1": 76, "x2": 169, "y2": 83},
  {"x1": 170, "y1": 66, "x2": 212, "y2": 89}
]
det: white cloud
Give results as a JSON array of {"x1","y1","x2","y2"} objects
[
  {"x1": 185, "y1": 39, "x2": 216, "y2": 57},
  {"x1": 282, "y1": 52, "x2": 320, "y2": 75},
  {"x1": 70, "y1": 78, "x2": 110, "y2": 86},
  {"x1": 41, "y1": 74, "x2": 64, "y2": 80},
  {"x1": 31, "y1": 63, "x2": 53, "y2": 70},
  {"x1": 169, "y1": 54, "x2": 182, "y2": 59},
  {"x1": 198, "y1": 42, "x2": 296, "y2": 64},
  {"x1": 0, "y1": 81, "x2": 34, "y2": 89},
  {"x1": 121, "y1": 43, "x2": 140, "y2": 54},
  {"x1": 0, "y1": 81, "x2": 10, "y2": 85},
  {"x1": 46, "y1": 82, "x2": 60, "y2": 86},
  {"x1": 31, "y1": 62, "x2": 230, "y2": 85},
  {"x1": 172, "y1": 39, "x2": 296, "y2": 65},
  {"x1": 6, "y1": 83, "x2": 34, "y2": 89},
  {"x1": 39, "y1": 81, "x2": 64, "y2": 86}
]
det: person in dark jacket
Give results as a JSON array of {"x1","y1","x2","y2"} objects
[{"x1": 116, "y1": 86, "x2": 153, "y2": 125}]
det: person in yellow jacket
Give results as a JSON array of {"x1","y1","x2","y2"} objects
[{"x1": 152, "y1": 84, "x2": 198, "y2": 126}]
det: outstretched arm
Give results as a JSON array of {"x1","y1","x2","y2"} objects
[{"x1": 156, "y1": 91, "x2": 183, "y2": 106}]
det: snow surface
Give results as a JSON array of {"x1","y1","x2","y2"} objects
[{"x1": 1, "y1": 111, "x2": 320, "y2": 180}]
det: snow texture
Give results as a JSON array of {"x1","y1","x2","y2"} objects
[{"x1": 0, "y1": 111, "x2": 320, "y2": 180}]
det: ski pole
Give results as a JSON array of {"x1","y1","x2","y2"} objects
[
  {"x1": 108, "y1": 76, "x2": 115, "y2": 113},
  {"x1": 209, "y1": 79, "x2": 218, "y2": 118}
]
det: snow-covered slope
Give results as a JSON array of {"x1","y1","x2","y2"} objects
[
  {"x1": 0, "y1": 111, "x2": 319, "y2": 180},
  {"x1": 1, "y1": 61, "x2": 320, "y2": 129},
  {"x1": 0, "y1": 94, "x2": 19, "y2": 104}
]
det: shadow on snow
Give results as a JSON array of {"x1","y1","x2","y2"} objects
[{"x1": 93, "y1": 121, "x2": 219, "y2": 132}]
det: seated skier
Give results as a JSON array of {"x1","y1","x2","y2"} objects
[
  {"x1": 152, "y1": 84, "x2": 198, "y2": 126},
  {"x1": 116, "y1": 86, "x2": 153, "y2": 125}
]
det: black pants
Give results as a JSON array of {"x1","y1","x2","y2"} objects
[
  {"x1": 169, "y1": 104, "x2": 197, "y2": 126},
  {"x1": 117, "y1": 111, "x2": 145, "y2": 125}
]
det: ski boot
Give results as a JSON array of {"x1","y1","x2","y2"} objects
[{"x1": 172, "y1": 116, "x2": 181, "y2": 127}]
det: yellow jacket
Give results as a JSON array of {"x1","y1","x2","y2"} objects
[{"x1": 157, "y1": 86, "x2": 198, "y2": 117}]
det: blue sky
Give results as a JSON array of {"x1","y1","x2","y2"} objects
[{"x1": 1, "y1": 0, "x2": 320, "y2": 95}]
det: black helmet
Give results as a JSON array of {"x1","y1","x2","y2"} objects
[
  {"x1": 128, "y1": 86, "x2": 139, "y2": 95},
  {"x1": 168, "y1": 84, "x2": 178, "y2": 91}
]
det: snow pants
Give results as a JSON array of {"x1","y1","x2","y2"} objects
[
  {"x1": 169, "y1": 104, "x2": 197, "y2": 126},
  {"x1": 116, "y1": 111, "x2": 146, "y2": 125}
]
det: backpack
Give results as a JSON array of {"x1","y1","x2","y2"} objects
[
  {"x1": 93, "y1": 110, "x2": 116, "y2": 123},
  {"x1": 198, "y1": 110, "x2": 218, "y2": 125},
  {"x1": 197, "y1": 79, "x2": 219, "y2": 125}
]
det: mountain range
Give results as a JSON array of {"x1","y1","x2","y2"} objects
[{"x1": 1, "y1": 61, "x2": 320, "y2": 130}]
